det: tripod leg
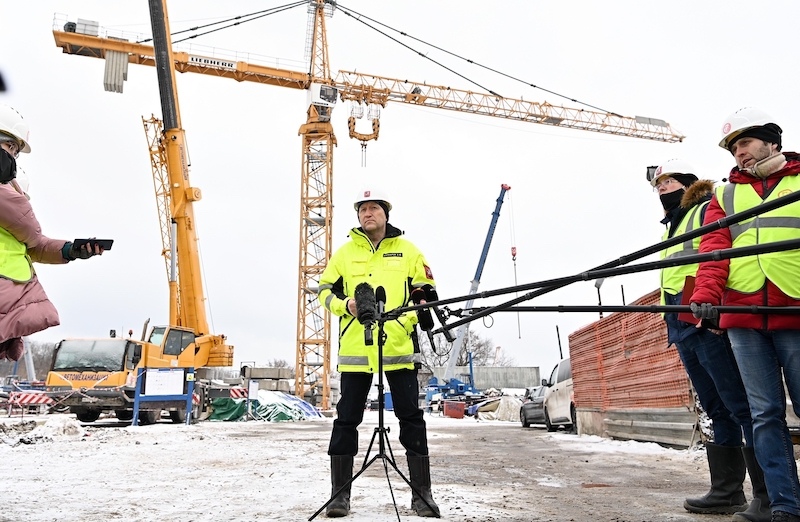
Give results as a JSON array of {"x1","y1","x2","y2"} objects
[{"x1": 361, "y1": 427, "x2": 381, "y2": 470}]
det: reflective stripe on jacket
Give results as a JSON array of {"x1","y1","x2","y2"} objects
[
  {"x1": 0, "y1": 226, "x2": 33, "y2": 282},
  {"x1": 318, "y1": 225, "x2": 436, "y2": 373},
  {"x1": 717, "y1": 177, "x2": 800, "y2": 298}
]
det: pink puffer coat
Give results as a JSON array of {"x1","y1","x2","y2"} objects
[{"x1": 0, "y1": 180, "x2": 69, "y2": 360}]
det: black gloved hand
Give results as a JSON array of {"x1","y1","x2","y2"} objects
[{"x1": 690, "y1": 302, "x2": 720, "y2": 329}]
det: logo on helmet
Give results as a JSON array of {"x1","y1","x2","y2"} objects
[
  {"x1": 654, "y1": 166, "x2": 662, "y2": 177},
  {"x1": 722, "y1": 123, "x2": 731, "y2": 134},
  {"x1": 363, "y1": 190, "x2": 371, "y2": 198}
]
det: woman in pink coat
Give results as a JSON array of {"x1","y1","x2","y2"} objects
[{"x1": 0, "y1": 105, "x2": 103, "y2": 361}]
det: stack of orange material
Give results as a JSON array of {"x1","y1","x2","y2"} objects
[{"x1": 569, "y1": 290, "x2": 692, "y2": 411}]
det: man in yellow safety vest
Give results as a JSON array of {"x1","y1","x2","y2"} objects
[
  {"x1": 318, "y1": 188, "x2": 439, "y2": 518},
  {"x1": 692, "y1": 108, "x2": 800, "y2": 522}
]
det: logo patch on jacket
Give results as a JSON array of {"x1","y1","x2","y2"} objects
[
  {"x1": 383, "y1": 253, "x2": 402, "y2": 257},
  {"x1": 424, "y1": 265, "x2": 434, "y2": 280}
]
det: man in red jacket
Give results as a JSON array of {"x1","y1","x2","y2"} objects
[{"x1": 691, "y1": 107, "x2": 800, "y2": 522}]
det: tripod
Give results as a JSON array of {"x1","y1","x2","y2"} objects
[{"x1": 309, "y1": 310, "x2": 440, "y2": 520}]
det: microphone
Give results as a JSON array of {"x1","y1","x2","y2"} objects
[
  {"x1": 425, "y1": 286, "x2": 455, "y2": 343},
  {"x1": 411, "y1": 288, "x2": 435, "y2": 332},
  {"x1": 375, "y1": 286, "x2": 386, "y2": 316},
  {"x1": 354, "y1": 282, "x2": 376, "y2": 345},
  {"x1": 354, "y1": 282, "x2": 376, "y2": 325}
]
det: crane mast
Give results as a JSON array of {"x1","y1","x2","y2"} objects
[{"x1": 295, "y1": 0, "x2": 336, "y2": 409}]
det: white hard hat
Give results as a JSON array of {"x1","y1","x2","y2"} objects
[
  {"x1": 354, "y1": 189, "x2": 392, "y2": 211},
  {"x1": 719, "y1": 107, "x2": 780, "y2": 150},
  {"x1": 0, "y1": 105, "x2": 31, "y2": 154},
  {"x1": 647, "y1": 158, "x2": 698, "y2": 187}
]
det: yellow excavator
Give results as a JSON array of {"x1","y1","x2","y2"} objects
[{"x1": 45, "y1": 0, "x2": 232, "y2": 424}]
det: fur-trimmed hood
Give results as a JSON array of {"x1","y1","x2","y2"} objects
[{"x1": 680, "y1": 179, "x2": 714, "y2": 209}]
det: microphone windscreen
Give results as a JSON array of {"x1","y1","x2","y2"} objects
[
  {"x1": 411, "y1": 287, "x2": 434, "y2": 331},
  {"x1": 354, "y1": 282, "x2": 376, "y2": 325},
  {"x1": 417, "y1": 309, "x2": 435, "y2": 331},
  {"x1": 375, "y1": 286, "x2": 386, "y2": 304}
]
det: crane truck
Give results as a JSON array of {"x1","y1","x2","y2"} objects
[{"x1": 45, "y1": 0, "x2": 233, "y2": 424}]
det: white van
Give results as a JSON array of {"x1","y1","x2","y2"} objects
[{"x1": 541, "y1": 358, "x2": 575, "y2": 432}]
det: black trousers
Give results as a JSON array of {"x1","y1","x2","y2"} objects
[{"x1": 328, "y1": 369, "x2": 429, "y2": 457}]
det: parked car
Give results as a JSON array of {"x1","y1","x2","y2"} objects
[
  {"x1": 520, "y1": 385, "x2": 546, "y2": 427},
  {"x1": 542, "y1": 358, "x2": 575, "y2": 432}
]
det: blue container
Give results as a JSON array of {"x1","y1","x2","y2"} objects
[{"x1": 384, "y1": 392, "x2": 394, "y2": 410}]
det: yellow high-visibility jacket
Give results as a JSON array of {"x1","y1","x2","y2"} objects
[
  {"x1": 0, "y1": 227, "x2": 33, "y2": 282},
  {"x1": 658, "y1": 180, "x2": 714, "y2": 307},
  {"x1": 318, "y1": 224, "x2": 436, "y2": 373},
  {"x1": 717, "y1": 175, "x2": 800, "y2": 298}
]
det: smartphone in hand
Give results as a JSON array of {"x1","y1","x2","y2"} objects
[{"x1": 73, "y1": 239, "x2": 114, "y2": 251}]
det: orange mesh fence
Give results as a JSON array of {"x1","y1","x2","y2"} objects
[{"x1": 569, "y1": 289, "x2": 692, "y2": 410}]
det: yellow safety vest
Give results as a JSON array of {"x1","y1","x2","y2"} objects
[
  {"x1": 0, "y1": 227, "x2": 33, "y2": 283},
  {"x1": 660, "y1": 202, "x2": 707, "y2": 303},
  {"x1": 717, "y1": 176, "x2": 800, "y2": 298},
  {"x1": 318, "y1": 228, "x2": 435, "y2": 374}
]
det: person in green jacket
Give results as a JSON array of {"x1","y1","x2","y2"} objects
[{"x1": 318, "y1": 188, "x2": 439, "y2": 518}]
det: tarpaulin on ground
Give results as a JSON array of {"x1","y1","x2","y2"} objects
[
  {"x1": 476, "y1": 396, "x2": 522, "y2": 421},
  {"x1": 209, "y1": 398, "x2": 248, "y2": 421},
  {"x1": 208, "y1": 390, "x2": 322, "y2": 422}
]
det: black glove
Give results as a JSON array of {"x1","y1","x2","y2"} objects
[
  {"x1": 65, "y1": 241, "x2": 98, "y2": 261},
  {"x1": 690, "y1": 302, "x2": 720, "y2": 329}
]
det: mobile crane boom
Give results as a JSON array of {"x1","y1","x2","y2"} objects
[
  {"x1": 144, "y1": 0, "x2": 232, "y2": 365},
  {"x1": 443, "y1": 184, "x2": 510, "y2": 382}
]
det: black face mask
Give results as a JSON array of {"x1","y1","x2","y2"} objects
[
  {"x1": 659, "y1": 188, "x2": 685, "y2": 212},
  {"x1": 0, "y1": 148, "x2": 16, "y2": 184}
]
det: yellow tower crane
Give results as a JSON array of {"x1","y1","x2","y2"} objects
[{"x1": 51, "y1": 1, "x2": 684, "y2": 410}]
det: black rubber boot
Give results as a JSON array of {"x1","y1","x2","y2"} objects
[
  {"x1": 326, "y1": 455, "x2": 353, "y2": 518},
  {"x1": 733, "y1": 447, "x2": 771, "y2": 522},
  {"x1": 407, "y1": 455, "x2": 440, "y2": 517},
  {"x1": 684, "y1": 443, "x2": 747, "y2": 514}
]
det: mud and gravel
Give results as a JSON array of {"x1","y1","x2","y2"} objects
[{"x1": 0, "y1": 412, "x2": 752, "y2": 522}]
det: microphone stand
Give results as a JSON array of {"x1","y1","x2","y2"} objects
[{"x1": 309, "y1": 304, "x2": 440, "y2": 521}]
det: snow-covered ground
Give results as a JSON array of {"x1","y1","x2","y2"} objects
[{"x1": 1, "y1": 412, "x2": 711, "y2": 522}]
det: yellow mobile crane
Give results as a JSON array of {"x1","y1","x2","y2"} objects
[
  {"x1": 45, "y1": 0, "x2": 232, "y2": 424},
  {"x1": 49, "y1": 1, "x2": 683, "y2": 410}
]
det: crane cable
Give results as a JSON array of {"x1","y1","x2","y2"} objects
[
  {"x1": 137, "y1": 1, "x2": 307, "y2": 45},
  {"x1": 507, "y1": 190, "x2": 521, "y2": 338},
  {"x1": 335, "y1": 4, "x2": 617, "y2": 116},
  {"x1": 335, "y1": 4, "x2": 501, "y2": 98}
]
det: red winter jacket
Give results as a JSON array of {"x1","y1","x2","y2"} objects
[{"x1": 691, "y1": 152, "x2": 800, "y2": 330}]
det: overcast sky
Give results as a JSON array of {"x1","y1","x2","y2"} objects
[{"x1": 3, "y1": 1, "x2": 799, "y2": 378}]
